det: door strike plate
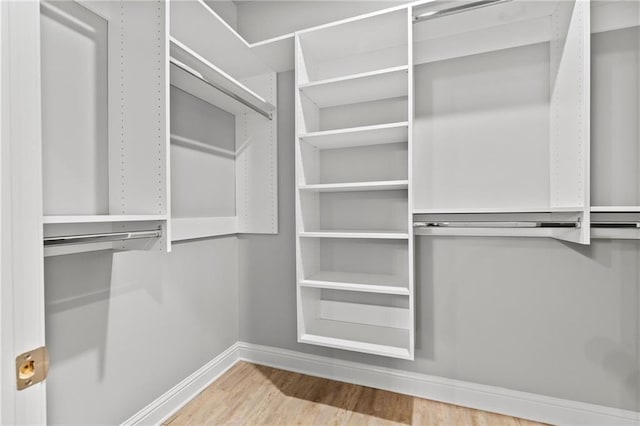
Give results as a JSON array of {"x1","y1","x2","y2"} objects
[{"x1": 15, "y1": 346, "x2": 49, "y2": 390}]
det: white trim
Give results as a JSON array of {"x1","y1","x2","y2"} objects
[
  {"x1": 122, "y1": 342, "x2": 640, "y2": 426},
  {"x1": 121, "y1": 343, "x2": 240, "y2": 426}
]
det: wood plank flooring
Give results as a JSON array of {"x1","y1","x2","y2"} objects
[{"x1": 165, "y1": 362, "x2": 546, "y2": 425}]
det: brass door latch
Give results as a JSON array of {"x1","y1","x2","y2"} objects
[{"x1": 16, "y1": 347, "x2": 49, "y2": 390}]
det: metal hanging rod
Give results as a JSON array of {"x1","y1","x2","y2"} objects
[
  {"x1": 591, "y1": 222, "x2": 640, "y2": 229},
  {"x1": 413, "y1": 221, "x2": 581, "y2": 229},
  {"x1": 413, "y1": 0, "x2": 512, "y2": 23},
  {"x1": 44, "y1": 229, "x2": 162, "y2": 247},
  {"x1": 170, "y1": 58, "x2": 273, "y2": 121}
]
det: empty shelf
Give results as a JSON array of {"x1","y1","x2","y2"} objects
[
  {"x1": 170, "y1": 37, "x2": 275, "y2": 119},
  {"x1": 301, "y1": 271, "x2": 409, "y2": 295},
  {"x1": 299, "y1": 180, "x2": 408, "y2": 192},
  {"x1": 300, "y1": 122, "x2": 408, "y2": 149},
  {"x1": 300, "y1": 318, "x2": 410, "y2": 359},
  {"x1": 299, "y1": 66, "x2": 408, "y2": 108},
  {"x1": 591, "y1": 206, "x2": 640, "y2": 213},
  {"x1": 300, "y1": 230, "x2": 409, "y2": 239},
  {"x1": 43, "y1": 215, "x2": 166, "y2": 224}
]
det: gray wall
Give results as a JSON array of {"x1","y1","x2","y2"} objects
[
  {"x1": 45, "y1": 237, "x2": 238, "y2": 425},
  {"x1": 238, "y1": 70, "x2": 640, "y2": 412}
]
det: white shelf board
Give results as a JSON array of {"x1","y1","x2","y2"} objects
[
  {"x1": 170, "y1": 0, "x2": 272, "y2": 79},
  {"x1": 592, "y1": 228, "x2": 640, "y2": 240},
  {"x1": 591, "y1": 206, "x2": 640, "y2": 213},
  {"x1": 413, "y1": 207, "x2": 584, "y2": 214},
  {"x1": 299, "y1": 180, "x2": 408, "y2": 192},
  {"x1": 300, "y1": 122, "x2": 408, "y2": 149},
  {"x1": 300, "y1": 318, "x2": 410, "y2": 359},
  {"x1": 414, "y1": 227, "x2": 556, "y2": 238},
  {"x1": 250, "y1": 33, "x2": 295, "y2": 73},
  {"x1": 43, "y1": 215, "x2": 166, "y2": 224},
  {"x1": 170, "y1": 38, "x2": 275, "y2": 118},
  {"x1": 171, "y1": 216, "x2": 237, "y2": 241},
  {"x1": 299, "y1": 66, "x2": 408, "y2": 108},
  {"x1": 301, "y1": 271, "x2": 409, "y2": 295},
  {"x1": 300, "y1": 230, "x2": 409, "y2": 240}
]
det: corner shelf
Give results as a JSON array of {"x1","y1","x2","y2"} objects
[
  {"x1": 171, "y1": 217, "x2": 237, "y2": 242},
  {"x1": 43, "y1": 215, "x2": 167, "y2": 224},
  {"x1": 299, "y1": 180, "x2": 408, "y2": 192},
  {"x1": 300, "y1": 121, "x2": 409, "y2": 149},
  {"x1": 299, "y1": 65, "x2": 408, "y2": 108},
  {"x1": 170, "y1": 37, "x2": 275, "y2": 119}
]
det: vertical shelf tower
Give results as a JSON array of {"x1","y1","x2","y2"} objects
[{"x1": 295, "y1": 8, "x2": 414, "y2": 359}]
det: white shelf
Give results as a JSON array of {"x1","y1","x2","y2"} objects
[
  {"x1": 171, "y1": 217, "x2": 237, "y2": 241},
  {"x1": 43, "y1": 215, "x2": 166, "y2": 224},
  {"x1": 300, "y1": 230, "x2": 409, "y2": 240},
  {"x1": 299, "y1": 180, "x2": 408, "y2": 193},
  {"x1": 301, "y1": 271, "x2": 408, "y2": 295},
  {"x1": 170, "y1": 37, "x2": 275, "y2": 119},
  {"x1": 299, "y1": 66, "x2": 408, "y2": 108},
  {"x1": 591, "y1": 206, "x2": 640, "y2": 213},
  {"x1": 170, "y1": 0, "x2": 271, "y2": 79},
  {"x1": 414, "y1": 207, "x2": 585, "y2": 214},
  {"x1": 300, "y1": 122, "x2": 408, "y2": 149},
  {"x1": 300, "y1": 318, "x2": 410, "y2": 359}
]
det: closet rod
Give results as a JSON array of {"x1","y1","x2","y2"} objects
[
  {"x1": 413, "y1": 0, "x2": 512, "y2": 23},
  {"x1": 413, "y1": 221, "x2": 580, "y2": 229},
  {"x1": 170, "y1": 58, "x2": 273, "y2": 120},
  {"x1": 44, "y1": 229, "x2": 162, "y2": 247},
  {"x1": 591, "y1": 222, "x2": 640, "y2": 229}
]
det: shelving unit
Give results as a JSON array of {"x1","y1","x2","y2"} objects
[
  {"x1": 411, "y1": 0, "x2": 591, "y2": 244},
  {"x1": 169, "y1": 1, "x2": 278, "y2": 241},
  {"x1": 295, "y1": 8, "x2": 414, "y2": 359},
  {"x1": 40, "y1": 0, "x2": 170, "y2": 255},
  {"x1": 590, "y1": 0, "x2": 640, "y2": 239}
]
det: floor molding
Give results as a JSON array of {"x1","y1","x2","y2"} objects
[
  {"x1": 121, "y1": 343, "x2": 240, "y2": 426},
  {"x1": 122, "y1": 341, "x2": 640, "y2": 426},
  {"x1": 237, "y1": 342, "x2": 640, "y2": 426}
]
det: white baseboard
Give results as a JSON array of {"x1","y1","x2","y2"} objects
[
  {"x1": 121, "y1": 343, "x2": 240, "y2": 426},
  {"x1": 237, "y1": 342, "x2": 639, "y2": 426},
  {"x1": 123, "y1": 341, "x2": 640, "y2": 426}
]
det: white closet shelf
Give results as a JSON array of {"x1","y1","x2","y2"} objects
[
  {"x1": 170, "y1": 37, "x2": 275, "y2": 119},
  {"x1": 299, "y1": 180, "x2": 408, "y2": 192},
  {"x1": 43, "y1": 215, "x2": 166, "y2": 224},
  {"x1": 413, "y1": 207, "x2": 585, "y2": 214},
  {"x1": 301, "y1": 271, "x2": 409, "y2": 295},
  {"x1": 300, "y1": 230, "x2": 409, "y2": 239},
  {"x1": 171, "y1": 217, "x2": 238, "y2": 241},
  {"x1": 591, "y1": 206, "x2": 640, "y2": 213},
  {"x1": 299, "y1": 66, "x2": 408, "y2": 108},
  {"x1": 300, "y1": 319, "x2": 410, "y2": 359},
  {"x1": 300, "y1": 122, "x2": 408, "y2": 149}
]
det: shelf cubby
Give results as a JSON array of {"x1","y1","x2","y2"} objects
[{"x1": 411, "y1": 0, "x2": 590, "y2": 244}]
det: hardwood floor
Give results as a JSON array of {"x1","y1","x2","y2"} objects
[{"x1": 165, "y1": 362, "x2": 546, "y2": 426}]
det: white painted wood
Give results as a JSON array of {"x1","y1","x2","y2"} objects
[
  {"x1": 300, "y1": 122, "x2": 408, "y2": 149},
  {"x1": 43, "y1": 215, "x2": 167, "y2": 224},
  {"x1": 549, "y1": 0, "x2": 590, "y2": 244},
  {"x1": 592, "y1": 206, "x2": 640, "y2": 213},
  {"x1": 414, "y1": 227, "x2": 557, "y2": 238},
  {"x1": 169, "y1": 0, "x2": 271, "y2": 79},
  {"x1": 300, "y1": 231, "x2": 409, "y2": 240},
  {"x1": 237, "y1": 343, "x2": 640, "y2": 426},
  {"x1": 249, "y1": 33, "x2": 295, "y2": 73},
  {"x1": 299, "y1": 66, "x2": 408, "y2": 108},
  {"x1": 171, "y1": 217, "x2": 237, "y2": 242},
  {"x1": 299, "y1": 180, "x2": 408, "y2": 192},
  {"x1": 1, "y1": 1, "x2": 46, "y2": 423},
  {"x1": 591, "y1": 0, "x2": 640, "y2": 34},
  {"x1": 414, "y1": 207, "x2": 585, "y2": 214},
  {"x1": 169, "y1": 38, "x2": 275, "y2": 118},
  {"x1": 301, "y1": 271, "x2": 409, "y2": 295}
]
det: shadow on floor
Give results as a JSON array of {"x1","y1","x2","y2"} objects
[{"x1": 253, "y1": 363, "x2": 414, "y2": 424}]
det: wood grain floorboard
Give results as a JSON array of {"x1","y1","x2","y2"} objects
[{"x1": 165, "y1": 362, "x2": 547, "y2": 426}]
